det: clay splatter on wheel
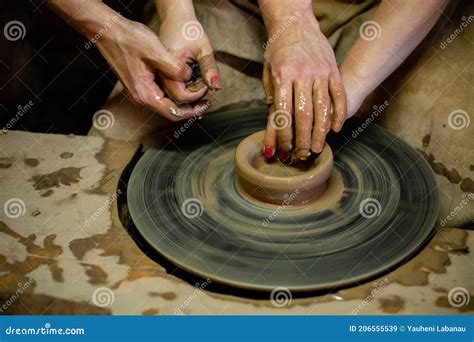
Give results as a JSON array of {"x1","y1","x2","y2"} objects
[{"x1": 127, "y1": 107, "x2": 439, "y2": 292}]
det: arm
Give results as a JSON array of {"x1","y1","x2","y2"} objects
[
  {"x1": 258, "y1": 0, "x2": 346, "y2": 161},
  {"x1": 155, "y1": 0, "x2": 222, "y2": 102},
  {"x1": 45, "y1": 0, "x2": 210, "y2": 121},
  {"x1": 340, "y1": 0, "x2": 449, "y2": 117}
]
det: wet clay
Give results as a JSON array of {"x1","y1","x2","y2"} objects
[
  {"x1": 30, "y1": 167, "x2": 83, "y2": 190},
  {"x1": 235, "y1": 131, "x2": 333, "y2": 205},
  {"x1": 126, "y1": 108, "x2": 439, "y2": 292},
  {"x1": 24, "y1": 158, "x2": 40, "y2": 167},
  {"x1": 60, "y1": 152, "x2": 74, "y2": 159}
]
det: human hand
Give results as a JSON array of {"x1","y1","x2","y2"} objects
[
  {"x1": 261, "y1": 7, "x2": 346, "y2": 162},
  {"x1": 96, "y1": 18, "x2": 211, "y2": 121},
  {"x1": 157, "y1": 0, "x2": 221, "y2": 104}
]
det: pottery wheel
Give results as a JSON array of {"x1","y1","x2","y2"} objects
[{"x1": 127, "y1": 108, "x2": 439, "y2": 292}]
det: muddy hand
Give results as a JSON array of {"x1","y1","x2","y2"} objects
[
  {"x1": 157, "y1": 0, "x2": 221, "y2": 105},
  {"x1": 260, "y1": 0, "x2": 347, "y2": 162}
]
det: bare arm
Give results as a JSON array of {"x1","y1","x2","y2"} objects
[
  {"x1": 45, "y1": 0, "x2": 210, "y2": 121},
  {"x1": 341, "y1": 0, "x2": 449, "y2": 116}
]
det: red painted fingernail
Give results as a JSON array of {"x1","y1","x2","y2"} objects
[
  {"x1": 210, "y1": 76, "x2": 222, "y2": 90},
  {"x1": 278, "y1": 149, "x2": 288, "y2": 162},
  {"x1": 264, "y1": 145, "x2": 273, "y2": 159}
]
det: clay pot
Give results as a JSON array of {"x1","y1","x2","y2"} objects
[{"x1": 234, "y1": 131, "x2": 333, "y2": 205}]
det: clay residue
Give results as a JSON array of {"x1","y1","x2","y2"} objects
[
  {"x1": 378, "y1": 295, "x2": 405, "y2": 313},
  {"x1": 80, "y1": 263, "x2": 108, "y2": 285},
  {"x1": 418, "y1": 150, "x2": 471, "y2": 189},
  {"x1": 60, "y1": 152, "x2": 74, "y2": 159},
  {"x1": 460, "y1": 177, "x2": 474, "y2": 192},
  {"x1": 422, "y1": 134, "x2": 431, "y2": 147},
  {"x1": 435, "y1": 295, "x2": 474, "y2": 312},
  {"x1": 24, "y1": 158, "x2": 39, "y2": 167},
  {"x1": 0, "y1": 157, "x2": 13, "y2": 168},
  {"x1": 41, "y1": 189, "x2": 54, "y2": 197},
  {"x1": 142, "y1": 308, "x2": 160, "y2": 315},
  {"x1": 30, "y1": 167, "x2": 83, "y2": 190},
  {"x1": 149, "y1": 291, "x2": 177, "y2": 300},
  {"x1": 0, "y1": 221, "x2": 64, "y2": 294},
  {"x1": 0, "y1": 293, "x2": 110, "y2": 315}
]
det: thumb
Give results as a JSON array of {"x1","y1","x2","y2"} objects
[{"x1": 146, "y1": 43, "x2": 192, "y2": 81}]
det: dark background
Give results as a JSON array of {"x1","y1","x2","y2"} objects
[{"x1": 0, "y1": 0, "x2": 147, "y2": 135}]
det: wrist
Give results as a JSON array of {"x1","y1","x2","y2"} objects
[
  {"x1": 156, "y1": 0, "x2": 197, "y2": 22},
  {"x1": 259, "y1": 0, "x2": 315, "y2": 35},
  {"x1": 339, "y1": 66, "x2": 368, "y2": 118}
]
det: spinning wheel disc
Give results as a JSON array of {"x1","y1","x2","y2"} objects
[{"x1": 127, "y1": 108, "x2": 439, "y2": 291}]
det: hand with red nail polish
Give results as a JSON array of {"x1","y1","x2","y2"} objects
[
  {"x1": 47, "y1": 0, "x2": 208, "y2": 122},
  {"x1": 259, "y1": 0, "x2": 347, "y2": 162},
  {"x1": 157, "y1": 0, "x2": 222, "y2": 105}
]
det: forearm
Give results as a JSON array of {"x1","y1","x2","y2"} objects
[
  {"x1": 155, "y1": 0, "x2": 196, "y2": 21},
  {"x1": 258, "y1": 0, "x2": 316, "y2": 35},
  {"x1": 340, "y1": 0, "x2": 448, "y2": 101},
  {"x1": 45, "y1": 0, "x2": 125, "y2": 40}
]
